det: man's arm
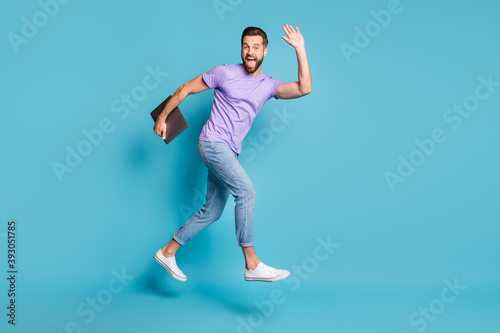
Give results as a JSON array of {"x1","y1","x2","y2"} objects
[
  {"x1": 154, "y1": 74, "x2": 210, "y2": 139},
  {"x1": 275, "y1": 24, "x2": 312, "y2": 100}
]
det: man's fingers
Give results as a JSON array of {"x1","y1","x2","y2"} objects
[
  {"x1": 283, "y1": 24, "x2": 298, "y2": 37},
  {"x1": 283, "y1": 24, "x2": 291, "y2": 35},
  {"x1": 282, "y1": 25, "x2": 288, "y2": 35},
  {"x1": 162, "y1": 125, "x2": 167, "y2": 140}
]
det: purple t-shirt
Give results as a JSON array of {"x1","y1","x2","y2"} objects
[{"x1": 199, "y1": 63, "x2": 284, "y2": 154}]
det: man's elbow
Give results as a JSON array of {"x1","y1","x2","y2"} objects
[
  {"x1": 177, "y1": 82, "x2": 191, "y2": 98},
  {"x1": 300, "y1": 85, "x2": 312, "y2": 96}
]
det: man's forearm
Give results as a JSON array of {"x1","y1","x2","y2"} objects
[
  {"x1": 295, "y1": 47, "x2": 312, "y2": 94},
  {"x1": 158, "y1": 85, "x2": 188, "y2": 119}
]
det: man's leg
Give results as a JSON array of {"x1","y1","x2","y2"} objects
[
  {"x1": 196, "y1": 141, "x2": 256, "y2": 247},
  {"x1": 155, "y1": 143, "x2": 230, "y2": 281},
  {"x1": 170, "y1": 168, "x2": 230, "y2": 248},
  {"x1": 242, "y1": 246, "x2": 260, "y2": 270},
  {"x1": 156, "y1": 140, "x2": 289, "y2": 281},
  {"x1": 195, "y1": 141, "x2": 289, "y2": 281},
  {"x1": 161, "y1": 238, "x2": 181, "y2": 258}
]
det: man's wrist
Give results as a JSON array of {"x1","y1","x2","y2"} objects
[{"x1": 294, "y1": 45, "x2": 306, "y2": 53}]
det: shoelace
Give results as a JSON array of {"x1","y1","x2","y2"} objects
[
  {"x1": 166, "y1": 256, "x2": 180, "y2": 270},
  {"x1": 260, "y1": 264, "x2": 278, "y2": 274}
]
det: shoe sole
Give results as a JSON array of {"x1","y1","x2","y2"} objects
[
  {"x1": 154, "y1": 253, "x2": 187, "y2": 282},
  {"x1": 245, "y1": 271, "x2": 290, "y2": 282}
]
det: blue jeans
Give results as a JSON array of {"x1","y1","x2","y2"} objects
[{"x1": 173, "y1": 141, "x2": 256, "y2": 247}]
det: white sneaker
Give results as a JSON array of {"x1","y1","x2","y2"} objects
[
  {"x1": 244, "y1": 262, "x2": 290, "y2": 282},
  {"x1": 154, "y1": 249, "x2": 187, "y2": 282}
]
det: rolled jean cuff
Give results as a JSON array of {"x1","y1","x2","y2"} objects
[
  {"x1": 239, "y1": 241, "x2": 254, "y2": 248},
  {"x1": 173, "y1": 234, "x2": 186, "y2": 246}
]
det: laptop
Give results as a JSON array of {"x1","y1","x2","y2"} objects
[{"x1": 150, "y1": 95, "x2": 189, "y2": 144}]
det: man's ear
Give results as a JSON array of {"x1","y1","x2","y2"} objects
[{"x1": 264, "y1": 47, "x2": 268, "y2": 57}]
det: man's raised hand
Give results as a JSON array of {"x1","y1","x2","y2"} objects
[{"x1": 281, "y1": 24, "x2": 305, "y2": 49}]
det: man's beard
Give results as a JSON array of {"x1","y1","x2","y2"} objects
[{"x1": 242, "y1": 56, "x2": 263, "y2": 74}]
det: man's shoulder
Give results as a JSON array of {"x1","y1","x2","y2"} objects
[
  {"x1": 214, "y1": 63, "x2": 247, "y2": 80},
  {"x1": 261, "y1": 72, "x2": 282, "y2": 84},
  {"x1": 206, "y1": 63, "x2": 241, "y2": 76},
  {"x1": 224, "y1": 63, "x2": 243, "y2": 72},
  {"x1": 211, "y1": 63, "x2": 240, "y2": 69}
]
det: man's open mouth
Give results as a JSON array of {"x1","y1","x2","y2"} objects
[{"x1": 246, "y1": 57, "x2": 256, "y2": 67}]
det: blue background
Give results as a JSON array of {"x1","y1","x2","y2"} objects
[{"x1": 1, "y1": 0, "x2": 499, "y2": 332}]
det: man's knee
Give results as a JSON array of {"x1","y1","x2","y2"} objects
[
  {"x1": 248, "y1": 186, "x2": 256, "y2": 200},
  {"x1": 211, "y1": 207, "x2": 225, "y2": 221},
  {"x1": 235, "y1": 186, "x2": 256, "y2": 202},
  {"x1": 199, "y1": 201, "x2": 225, "y2": 221}
]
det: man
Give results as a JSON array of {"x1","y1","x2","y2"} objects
[{"x1": 153, "y1": 24, "x2": 312, "y2": 282}]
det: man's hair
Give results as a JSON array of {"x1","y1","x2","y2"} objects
[{"x1": 241, "y1": 26, "x2": 268, "y2": 49}]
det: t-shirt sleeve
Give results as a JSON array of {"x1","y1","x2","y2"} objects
[
  {"x1": 202, "y1": 64, "x2": 227, "y2": 89},
  {"x1": 269, "y1": 77, "x2": 285, "y2": 100}
]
